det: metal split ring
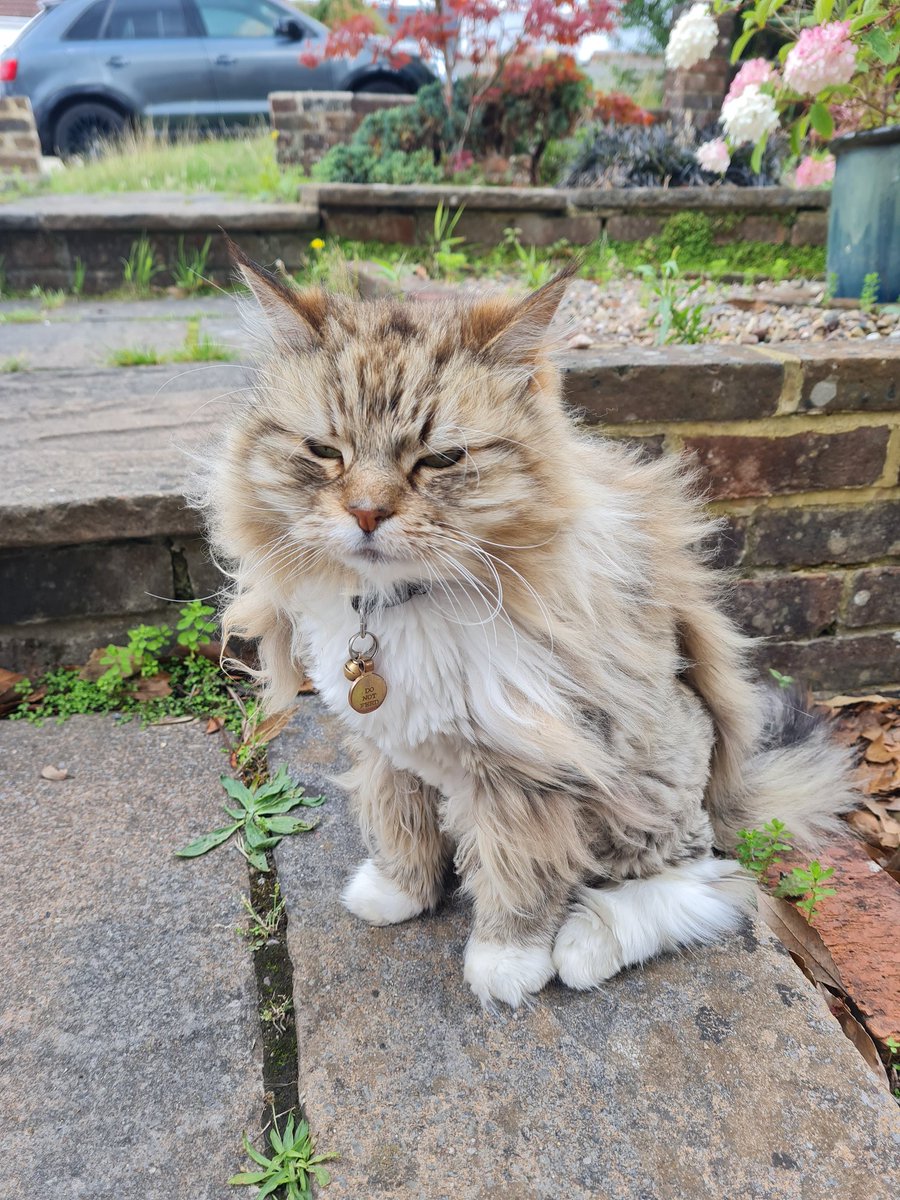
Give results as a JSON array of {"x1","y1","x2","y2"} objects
[{"x1": 348, "y1": 631, "x2": 378, "y2": 660}]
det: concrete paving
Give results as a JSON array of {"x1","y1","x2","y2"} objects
[
  {"x1": 272, "y1": 698, "x2": 900, "y2": 1200},
  {"x1": 0, "y1": 716, "x2": 263, "y2": 1199}
]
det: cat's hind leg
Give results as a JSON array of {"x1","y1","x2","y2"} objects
[
  {"x1": 552, "y1": 856, "x2": 753, "y2": 989},
  {"x1": 341, "y1": 744, "x2": 450, "y2": 926}
]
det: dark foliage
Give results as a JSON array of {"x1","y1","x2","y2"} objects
[{"x1": 559, "y1": 121, "x2": 784, "y2": 189}]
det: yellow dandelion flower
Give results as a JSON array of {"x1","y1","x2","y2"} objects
[
  {"x1": 270, "y1": 129, "x2": 279, "y2": 140},
  {"x1": 310, "y1": 238, "x2": 326, "y2": 252}
]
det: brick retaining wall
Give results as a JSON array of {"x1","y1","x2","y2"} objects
[
  {"x1": 270, "y1": 90, "x2": 417, "y2": 172},
  {"x1": 3, "y1": 344, "x2": 898, "y2": 690},
  {"x1": 0, "y1": 96, "x2": 41, "y2": 177}
]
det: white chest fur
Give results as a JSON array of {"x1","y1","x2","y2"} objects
[{"x1": 285, "y1": 579, "x2": 559, "y2": 784}]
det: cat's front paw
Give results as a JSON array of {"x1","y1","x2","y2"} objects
[
  {"x1": 342, "y1": 859, "x2": 425, "y2": 926},
  {"x1": 463, "y1": 939, "x2": 554, "y2": 1009},
  {"x1": 552, "y1": 909, "x2": 624, "y2": 989}
]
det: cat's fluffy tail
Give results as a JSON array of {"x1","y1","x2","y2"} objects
[{"x1": 708, "y1": 686, "x2": 858, "y2": 852}]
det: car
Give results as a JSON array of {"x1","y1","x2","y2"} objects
[{"x1": 0, "y1": 0, "x2": 435, "y2": 156}]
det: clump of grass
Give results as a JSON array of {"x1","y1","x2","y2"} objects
[
  {"x1": 229, "y1": 1110, "x2": 337, "y2": 1199},
  {"x1": 173, "y1": 235, "x2": 213, "y2": 294},
  {"x1": 1, "y1": 355, "x2": 28, "y2": 372},
  {"x1": 29, "y1": 285, "x2": 66, "y2": 309},
  {"x1": 122, "y1": 235, "x2": 161, "y2": 295},
  {"x1": 0, "y1": 307, "x2": 41, "y2": 324},
  {"x1": 108, "y1": 318, "x2": 233, "y2": 367},
  {"x1": 109, "y1": 345, "x2": 163, "y2": 366},
  {"x1": 4, "y1": 125, "x2": 309, "y2": 202}
]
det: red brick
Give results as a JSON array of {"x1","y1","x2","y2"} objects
[
  {"x1": 798, "y1": 344, "x2": 900, "y2": 413},
  {"x1": 563, "y1": 347, "x2": 782, "y2": 423},
  {"x1": 844, "y1": 566, "x2": 900, "y2": 628},
  {"x1": 683, "y1": 426, "x2": 891, "y2": 500},
  {"x1": 749, "y1": 501, "x2": 900, "y2": 567},
  {"x1": 730, "y1": 573, "x2": 842, "y2": 639},
  {"x1": 755, "y1": 632, "x2": 900, "y2": 692}
]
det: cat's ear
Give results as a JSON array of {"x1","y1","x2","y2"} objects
[
  {"x1": 467, "y1": 258, "x2": 580, "y2": 362},
  {"x1": 225, "y1": 234, "x2": 328, "y2": 350}
]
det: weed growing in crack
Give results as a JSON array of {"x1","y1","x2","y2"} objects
[
  {"x1": 260, "y1": 994, "x2": 294, "y2": 1035},
  {"x1": 175, "y1": 765, "x2": 323, "y2": 872},
  {"x1": 773, "y1": 860, "x2": 837, "y2": 921},
  {"x1": 637, "y1": 255, "x2": 711, "y2": 345},
  {"x1": 239, "y1": 882, "x2": 286, "y2": 951},
  {"x1": 736, "y1": 818, "x2": 794, "y2": 878},
  {"x1": 229, "y1": 1109, "x2": 338, "y2": 1200}
]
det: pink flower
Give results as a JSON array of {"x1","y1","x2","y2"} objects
[
  {"x1": 726, "y1": 58, "x2": 778, "y2": 102},
  {"x1": 696, "y1": 138, "x2": 730, "y2": 174},
  {"x1": 794, "y1": 154, "x2": 836, "y2": 188},
  {"x1": 784, "y1": 22, "x2": 857, "y2": 96},
  {"x1": 449, "y1": 149, "x2": 474, "y2": 174}
]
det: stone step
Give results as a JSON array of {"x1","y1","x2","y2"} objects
[
  {"x1": 271, "y1": 699, "x2": 899, "y2": 1200},
  {"x1": 0, "y1": 716, "x2": 263, "y2": 1199}
]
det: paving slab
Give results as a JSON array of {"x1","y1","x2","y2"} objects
[
  {"x1": 272, "y1": 699, "x2": 900, "y2": 1200},
  {"x1": 0, "y1": 715, "x2": 263, "y2": 1199},
  {"x1": 1, "y1": 362, "x2": 241, "y2": 547}
]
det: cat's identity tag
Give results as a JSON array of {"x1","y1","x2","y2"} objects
[{"x1": 348, "y1": 666, "x2": 388, "y2": 714}]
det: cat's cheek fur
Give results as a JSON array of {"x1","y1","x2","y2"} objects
[
  {"x1": 463, "y1": 939, "x2": 555, "y2": 1009},
  {"x1": 342, "y1": 858, "x2": 426, "y2": 926},
  {"x1": 552, "y1": 858, "x2": 755, "y2": 989}
]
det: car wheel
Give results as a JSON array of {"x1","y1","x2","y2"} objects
[
  {"x1": 355, "y1": 78, "x2": 411, "y2": 95},
  {"x1": 52, "y1": 101, "x2": 128, "y2": 159}
]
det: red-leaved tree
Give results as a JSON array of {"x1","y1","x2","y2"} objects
[{"x1": 302, "y1": 1, "x2": 618, "y2": 152}]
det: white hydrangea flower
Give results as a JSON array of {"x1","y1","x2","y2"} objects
[
  {"x1": 665, "y1": 3, "x2": 719, "y2": 72},
  {"x1": 696, "y1": 138, "x2": 730, "y2": 174},
  {"x1": 721, "y1": 84, "x2": 780, "y2": 145}
]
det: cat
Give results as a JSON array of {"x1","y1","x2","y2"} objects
[{"x1": 197, "y1": 240, "x2": 856, "y2": 1009}]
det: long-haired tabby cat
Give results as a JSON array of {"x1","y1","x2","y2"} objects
[{"x1": 198, "y1": 240, "x2": 855, "y2": 1009}]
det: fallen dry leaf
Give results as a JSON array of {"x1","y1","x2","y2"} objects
[
  {"x1": 756, "y1": 893, "x2": 843, "y2": 991},
  {"x1": 824, "y1": 992, "x2": 890, "y2": 1086},
  {"x1": 206, "y1": 716, "x2": 225, "y2": 734},
  {"x1": 254, "y1": 711, "x2": 291, "y2": 745},
  {"x1": 40, "y1": 765, "x2": 68, "y2": 781},
  {"x1": 132, "y1": 674, "x2": 172, "y2": 702},
  {"x1": 822, "y1": 693, "x2": 895, "y2": 708}
]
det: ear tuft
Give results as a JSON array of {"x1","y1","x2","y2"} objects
[
  {"x1": 224, "y1": 231, "x2": 329, "y2": 351},
  {"x1": 464, "y1": 257, "x2": 581, "y2": 363}
]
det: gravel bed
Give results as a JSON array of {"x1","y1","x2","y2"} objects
[{"x1": 557, "y1": 276, "x2": 900, "y2": 348}]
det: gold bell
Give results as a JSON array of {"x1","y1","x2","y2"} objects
[{"x1": 343, "y1": 658, "x2": 364, "y2": 681}]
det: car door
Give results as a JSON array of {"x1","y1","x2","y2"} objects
[
  {"x1": 98, "y1": 0, "x2": 216, "y2": 126},
  {"x1": 190, "y1": 0, "x2": 337, "y2": 122}
]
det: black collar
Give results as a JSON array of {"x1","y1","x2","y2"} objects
[{"x1": 351, "y1": 583, "x2": 430, "y2": 617}]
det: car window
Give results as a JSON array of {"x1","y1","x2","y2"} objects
[
  {"x1": 103, "y1": 0, "x2": 191, "y2": 39},
  {"x1": 64, "y1": 0, "x2": 111, "y2": 40},
  {"x1": 195, "y1": 0, "x2": 287, "y2": 38}
]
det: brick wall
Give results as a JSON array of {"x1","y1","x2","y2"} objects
[
  {"x1": 0, "y1": 96, "x2": 41, "y2": 178},
  {"x1": 565, "y1": 343, "x2": 900, "y2": 692},
  {"x1": 269, "y1": 90, "x2": 417, "y2": 171},
  {"x1": 663, "y1": 9, "x2": 736, "y2": 128}
]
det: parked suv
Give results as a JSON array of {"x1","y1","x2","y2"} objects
[{"x1": 0, "y1": 0, "x2": 434, "y2": 156}]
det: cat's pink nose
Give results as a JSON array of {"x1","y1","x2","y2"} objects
[{"x1": 348, "y1": 505, "x2": 392, "y2": 534}]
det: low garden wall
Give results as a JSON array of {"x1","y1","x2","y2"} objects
[
  {"x1": 0, "y1": 183, "x2": 829, "y2": 293},
  {"x1": 302, "y1": 182, "x2": 830, "y2": 248},
  {"x1": 3, "y1": 345, "x2": 898, "y2": 690},
  {"x1": 0, "y1": 96, "x2": 41, "y2": 177}
]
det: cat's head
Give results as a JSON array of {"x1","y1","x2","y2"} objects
[{"x1": 217, "y1": 241, "x2": 579, "y2": 594}]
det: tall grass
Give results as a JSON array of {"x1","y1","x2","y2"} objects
[{"x1": 3, "y1": 126, "x2": 308, "y2": 202}]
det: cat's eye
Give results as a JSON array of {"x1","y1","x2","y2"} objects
[
  {"x1": 417, "y1": 447, "x2": 465, "y2": 470},
  {"x1": 306, "y1": 439, "x2": 343, "y2": 461}
]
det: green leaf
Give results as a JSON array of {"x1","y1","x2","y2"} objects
[
  {"x1": 750, "y1": 134, "x2": 767, "y2": 175},
  {"x1": 256, "y1": 1171, "x2": 292, "y2": 1199},
  {"x1": 224, "y1": 806, "x2": 246, "y2": 821},
  {"x1": 864, "y1": 28, "x2": 898, "y2": 64},
  {"x1": 809, "y1": 102, "x2": 834, "y2": 139},
  {"x1": 228, "y1": 1171, "x2": 268, "y2": 1185},
  {"x1": 221, "y1": 775, "x2": 255, "y2": 811},
  {"x1": 175, "y1": 822, "x2": 241, "y2": 858},
  {"x1": 238, "y1": 842, "x2": 270, "y2": 872},
  {"x1": 813, "y1": 0, "x2": 835, "y2": 21},
  {"x1": 730, "y1": 26, "x2": 756, "y2": 64},
  {"x1": 264, "y1": 815, "x2": 317, "y2": 835},
  {"x1": 242, "y1": 1134, "x2": 273, "y2": 1168},
  {"x1": 310, "y1": 1165, "x2": 332, "y2": 1185}
]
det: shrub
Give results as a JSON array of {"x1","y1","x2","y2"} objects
[
  {"x1": 313, "y1": 143, "x2": 442, "y2": 185},
  {"x1": 558, "y1": 121, "x2": 783, "y2": 188},
  {"x1": 592, "y1": 91, "x2": 655, "y2": 126},
  {"x1": 657, "y1": 212, "x2": 715, "y2": 262}
]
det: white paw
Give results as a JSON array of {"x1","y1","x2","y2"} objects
[
  {"x1": 463, "y1": 939, "x2": 554, "y2": 1009},
  {"x1": 552, "y1": 908, "x2": 624, "y2": 989},
  {"x1": 341, "y1": 859, "x2": 424, "y2": 926}
]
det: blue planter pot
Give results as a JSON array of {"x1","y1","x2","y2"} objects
[{"x1": 827, "y1": 125, "x2": 900, "y2": 304}]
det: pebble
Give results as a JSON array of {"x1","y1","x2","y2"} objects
[{"x1": 567, "y1": 332, "x2": 593, "y2": 349}]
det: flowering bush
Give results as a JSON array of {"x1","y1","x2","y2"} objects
[
  {"x1": 665, "y1": 2, "x2": 900, "y2": 177},
  {"x1": 592, "y1": 91, "x2": 656, "y2": 125},
  {"x1": 696, "y1": 136, "x2": 731, "y2": 172},
  {"x1": 794, "y1": 151, "x2": 837, "y2": 185}
]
